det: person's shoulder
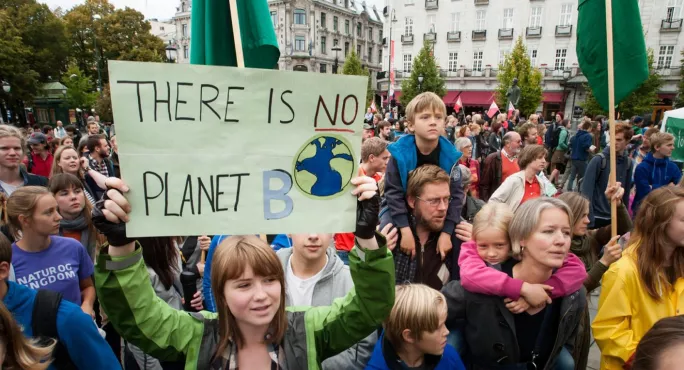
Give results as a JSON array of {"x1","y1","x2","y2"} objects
[
  {"x1": 50, "y1": 236, "x2": 86, "y2": 253},
  {"x1": 24, "y1": 171, "x2": 47, "y2": 186},
  {"x1": 606, "y1": 249, "x2": 639, "y2": 282},
  {"x1": 440, "y1": 344, "x2": 465, "y2": 368}
]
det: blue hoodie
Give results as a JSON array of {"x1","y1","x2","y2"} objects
[
  {"x1": 3, "y1": 281, "x2": 119, "y2": 370},
  {"x1": 365, "y1": 333, "x2": 465, "y2": 370},
  {"x1": 632, "y1": 152, "x2": 682, "y2": 213},
  {"x1": 569, "y1": 130, "x2": 593, "y2": 161}
]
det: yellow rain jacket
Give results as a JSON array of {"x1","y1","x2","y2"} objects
[{"x1": 592, "y1": 244, "x2": 684, "y2": 370}]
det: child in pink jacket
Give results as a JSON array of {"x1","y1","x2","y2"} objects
[{"x1": 459, "y1": 203, "x2": 587, "y2": 312}]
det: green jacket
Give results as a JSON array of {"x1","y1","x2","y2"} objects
[{"x1": 95, "y1": 237, "x2": 394, "y2": 370}]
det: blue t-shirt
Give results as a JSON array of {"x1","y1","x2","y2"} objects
[{"x1": 12, "y1": 235, "x2": 94, "y2": 305}]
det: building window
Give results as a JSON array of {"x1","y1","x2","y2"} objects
[
  {"x1": 528, "y1": 49, "x2": 538, "y2": 67},
  {"x1": 295, "y1": 36, "x2": 306, "y2": 51},
  {"x1": 476, "y1": 10, "x2": 486, "y2": 31},
  {"x1": 321, "y1": 12, "x2": 326, "y2": 28},
  {"x1": 450, "y1": 13, "x2": 460, "y2": 32},
  {"x1": 369, "y1": 27, "x2": 373, "y2": 40},
  {"x1": 345, "y1": 41, "x2": 350, "y2": 56},
  {"x1": 345, "y1": 20, "x2": 350, "y2": 34},
  {"x1": 271, "y1": 11, "x2": 277, "y2": 27},
  {"x1": 667, "y1": 0, "x2": 683, "y2": 19},
  {"x1": 294, "y1": 9, "x2": 306, "y2": 25},
  {"x1": 658, "y1": 45, "x2": 676, "y2": 68},
  {"x1": 160, "y1": 26, "x2": 164, "y2": 31},
  {"x1": 559, "y1": 4, "x2": 572, "y2": 26},
  {"x1": 357, "y1": 44, "x2": 362, "y2": 57},
  {"x1": 320, "y1": 63, "x2": 327, "y2": 73},
  {"x1": 379, "y1": 49, "x2": 383, "y2": 65},
  {"x1": 379, "y1": 29, "x2": 383, "y2": 42},
  {"x1": 499, "y1": 49, "x2": 510, "y2": 65},
  {"x1": 368, "y1": 46, "x2": 373, "y2": 62},
  {"x1": 403, "y1": 54, "x2": 412, "y2": 72},
  {"x1": 427, "y1": 15, "x2": 437, "y2": 33},
  {"x1": 357, "y1": 22, "x2": 362, "y2": 37},
  {"x1": 183, "y1": 45, "x2": 189, "y2": 59},
  {"x1": 554, "y1": 48, "x2": 567, "y2": 70},
  {"x1": 333, "y1": 38, "x2": 339, "y2": 46},
  {"x1": 473, "y1": 51, "x2": 483, "y2": 71},
  {"x1": 406, "y1": 0, "x2": 414, "y2": 4},
  {"x1": 321, "y1": 36, "x2": 327, "y2": 54},
  {"x1": 182, "y1": 24, "x2": 188, "y2": 36},
  {"x1": 448, "y1": 52, "x2": 458, "y2": 72},
  {"x1": 503, "y1": 8, "x2": 514, "y2": 29},
  {"x1": 529, "y1": 7, "x2": 543, "y2": 28},
  {"x1": 404, "y1": 17, "x2": 414, "y2": 35},
  {"x1": 333, "y1": 16, "x2": 338, "y2": 31}
]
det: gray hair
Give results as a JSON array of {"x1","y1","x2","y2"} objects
[
  {"x1": 502, "y1": 131, "x2": 519, "y2": 146},
  {"x1": 508, "y1": 198, "x2": 573, "y2": 259},
  {"x1": 455, "y1": 137, "x2": 472, "y2": 152}
]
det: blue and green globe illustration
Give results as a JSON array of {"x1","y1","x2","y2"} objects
[{"x1": 293, "y1": 135, "x2": 355, "y2": 198}]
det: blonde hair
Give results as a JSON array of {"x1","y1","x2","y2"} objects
[
  {"x1": 0, "y1": 300, "x2": 54, "y2": 369},
  {"x1": 6, "y1": 187, "x2": 51, "y2": 240},
  {"x1": 649, "y1": 132, "x2": 675, "y2": 152},
  {"x1": 405, "y1": 92, "x2": 446, "y2": 125},
  {"x1": 211, "y1": 236, "x2": 286, "y2": 356},
  {"x1": 508, "y1": 198, "x2": 573, "y2": 259},
  {"x1": 469, "y1": 123, "x2": 481, "y2": 135},
  {"x1": 472, "y1": 203, "x2": 514, "y2": 241},
  {"x1": 0, "y1": 125, "x2": 26, "y2": 155},
  {"x1": 384, "y1": 284, "x2": 447, "y2": 351},
  {"x1": 51, "y1": 146, "x2": 82, "y2": 179}
]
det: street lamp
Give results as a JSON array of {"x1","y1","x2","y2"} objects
[
  {"x1": 332, "y1": 46, "x2": 342, "y2": 74},
  {"x1": 418, "y1": 74, "x2": 424, "y2": 92},
  {"x1": 1, "y1": 81, "x2": 9, "y2": 93},
  {"x1": 92, "y1": 14, "x2": 103, "y2": 97},
  {"x1": 386, "y1": 9, "x2": 398, "y2": 109},
  {"x1": 165, "y1": 45, "x2": 178, "y2": 63}
]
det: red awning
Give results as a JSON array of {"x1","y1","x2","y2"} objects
[
  {"x1": 658, "y1": 93, "x2": 676, "y2": 100},
  {"x1": 443, "y1": 91, "x2": 459, "y2": 105},
  {"x1": 457, "y1": 91, "x2": 496, "y2": 106},
  {"x1": 543, "y1": 92, "x2": 565, "y2": 103}
]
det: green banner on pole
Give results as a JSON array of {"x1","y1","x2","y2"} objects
[{"x1": 664, "y1": 116, "x2": 684, "y2": 162}]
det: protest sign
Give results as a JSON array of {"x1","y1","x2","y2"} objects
[
  {"x1": 108, "y1": 61, "x2": 367, "y2": 237},
  {"x1": 662, "y1": 113, "x2": 684, "y2": 162}
]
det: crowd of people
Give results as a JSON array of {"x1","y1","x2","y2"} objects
[{"x1": 0, "y1": 91, "x2": 681, "y2": 370}]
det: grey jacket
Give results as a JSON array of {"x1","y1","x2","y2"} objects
[{"x1": 277, "y1": 246, "x2": 377, "y2": 370}]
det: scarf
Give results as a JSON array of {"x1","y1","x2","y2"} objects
[{"x1": 60, "y1": 213, "x2": 94, "y2": 259}]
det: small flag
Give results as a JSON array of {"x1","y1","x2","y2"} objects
[
  {"x1": 370, "y1": 100, "x2": 377, "y2": 113},
  {"x1": 455, "y1": 96, "x2": 463, "y2": 113},
  {"x1": 507, "y1": 101, "x2": 515, "y2": 119},
  {"x1": 487, "y1": 101, "x2": 500, "y2": 119}
]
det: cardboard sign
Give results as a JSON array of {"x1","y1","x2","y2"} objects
[
  {"x1": 108, "y1": 61, "x2": 366, "y2": 237},
  {"x1": 663, "y1": 116, "x2": 684, "y2": 162}
]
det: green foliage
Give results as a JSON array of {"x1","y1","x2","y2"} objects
[
  {"x1": 582, "y1": 51, "x2": 662, "y2": 118},
  {"x1": 495, "y1": 36, "x2": 543, "y2": 117},
  {"x1": 341, "y1": 50, "x2": 373, "y2": 106},
  {"x1": 676, "y1": 51, "x2": 684, "y2": 109},
  {"x1": 95, "y1": 83, "x2": 112, "y2": 122},
  {"x1": 61, "y1": 65, "x2": 98, "y2": 110},
  {"x1": 64, "y1": 0, "x2": 167, "y2": 85},
  {"x1": 399, "y1": 40, "x2": 446, "y2": 105}
]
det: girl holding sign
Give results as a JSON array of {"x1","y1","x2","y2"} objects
[{"x1": 92, "y1": 176, "x2": 393, "y2": 369}]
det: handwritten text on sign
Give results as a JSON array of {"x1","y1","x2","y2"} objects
[{"x1": 108, "y1": 61, "x2": 366, "y2": 237}]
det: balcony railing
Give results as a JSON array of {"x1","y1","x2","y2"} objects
[
  {"x1": 498, "y1": 28, "x2": 514, "y2": 40},
  {"x1": 526, "y1": 26, "x2": 542, "y2": 38},
  {"x1": 555, "y1": 24, "x2": 572, "y2": 37},
  {"x1": 447, "y1": 31, "x2": 461, "y2": 42},
  {"x1": 474, "y1": 0, "x2": 488, "y2": 4},
  {"x1": 661, "y1": 19, "x2": 683, "y2": 32},
  {"x1": 401, "y1": 34, "x2": 414, "y2": 44},
  {"x1": 472, "y1": 30, "x2": 487, "y2": 41},
  {"x1": 425, "y1": 0, "x2": 438, "y2": 9},
  {"x1": 424, "y1": 32, "x2": 437, "y2": 42},
  {"x1": 656, "y1": 67, "x2": 682, "y2": 77}
]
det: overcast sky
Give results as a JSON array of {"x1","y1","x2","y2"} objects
[{"x1": 40, "y1": 0, "x2": 385, "y2": 21}]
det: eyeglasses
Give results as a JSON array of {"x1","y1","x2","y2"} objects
[{"x1": 416, "y1": 196, "x2": 452, "y2": 207}]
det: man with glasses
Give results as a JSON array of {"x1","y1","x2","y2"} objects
[{"x1": 479, "y1": 131, "x2": 522, "y2": 201}]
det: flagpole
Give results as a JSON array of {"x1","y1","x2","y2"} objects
[
  {"x1": 605, "y1": 0, "x2": 617, "y2": 238},
  {"x1": 229, "y1": 0, "x2": 245, "y2": 68}
]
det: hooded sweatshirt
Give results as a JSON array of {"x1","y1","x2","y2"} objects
[
  {"x1": 277, "y1": 245, "x2": 377, "y2": 370},
  {"x1": 632, "y1": 152, "x2": 682, "y2": 213},
  {"x1": 570, "y1": 130, "x2": 593, "y2": 161},
  {"x1": 580, "y1": 147, "x2": 633, "y2": 227},
  {"x1": 3, "y1": 281, "x2": 119, "y2": 370}
]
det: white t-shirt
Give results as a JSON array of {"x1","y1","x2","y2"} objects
[
  {"x1": 0, "y1": 180, "x2": 20, "y2": 196},
  {"x1": 285, "y1": 255, "x2": 328, "y2": 307}
]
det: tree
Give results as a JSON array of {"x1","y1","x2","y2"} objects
[
  {"x1": 61, "y1": 65, "x2": 98, "y2": 110},
  {"x1": 399, "y1": 40, "x2": 445, "y2": 106},
  {"x1": 340, "y1": 50, "x2": 374, "y2": 107},
  {"x1": 495, "y1": 36, "x2": 543, "y2": 117},
  {"x1": 94, "y1": 83, "x2": 112, "y2": 123},
  {"x1": 676, "y1": 51, "x2": 684, "y2": 109},
  {"x1": 582, "y1": 51, "x2": 662, "y2": 118},
  {"x1": 64, "y1": 0, "x2": 167, "y2": 85}
]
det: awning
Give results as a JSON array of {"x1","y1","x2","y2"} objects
[
  {"x1": 543, "y1": 92, "x2": 565, "y2": 103},
  {"x1": 443, "y1": 91, "x2": 459, "y2": 105},
  {"x1": 658, "y1": 93, "x2": 676, "y2": 100},
  {"x1": 458, "y1": 91, "x2": 496, "y2": 106}
]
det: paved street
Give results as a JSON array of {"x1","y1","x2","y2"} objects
[{"x1": 587, "y1": 290, "x2": 601, "y2": 370}]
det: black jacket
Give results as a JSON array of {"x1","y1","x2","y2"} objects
[{"x1": 442, "y1": 276, "x2": 585, "y2": 369}]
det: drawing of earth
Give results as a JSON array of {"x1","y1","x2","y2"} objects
[{"x1": 293, "y1": 135, "x2": 355, "y2": 198}]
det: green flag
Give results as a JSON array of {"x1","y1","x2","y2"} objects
[
  {"x1": 190, "y1": 0, "x2": 280, "y2": 68},
  {"x1": 576, "y1": 0, "x2": 649, "y2": 112}
]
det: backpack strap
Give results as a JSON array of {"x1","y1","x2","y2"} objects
[{"x1": 32, "y1": 290, "x2": 77, "y2": 370}]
